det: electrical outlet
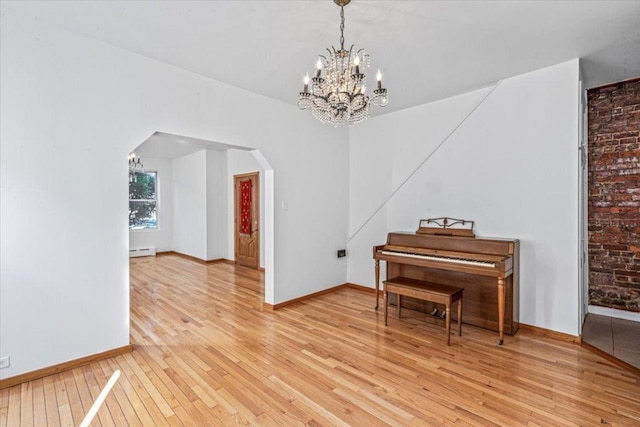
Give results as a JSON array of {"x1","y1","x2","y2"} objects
[{"x1": 0, "y1": 357, "x2": 9, "y2": 369}]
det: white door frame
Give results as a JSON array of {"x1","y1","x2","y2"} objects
[{"x1": 578, "y1": 80, "x2": 589, "y2": 334}]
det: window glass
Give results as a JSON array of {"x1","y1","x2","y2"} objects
[{"x1": 129, "y1": 171, "x2": 157, "y2": 229}]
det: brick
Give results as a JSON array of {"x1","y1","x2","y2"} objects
[{"x1": 588, "y1": 78, "x2": 640, "y2": 312}]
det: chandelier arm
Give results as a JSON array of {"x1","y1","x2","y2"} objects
[{"x1": 311, "y1": 96, "x2": 330, "y2": 110}]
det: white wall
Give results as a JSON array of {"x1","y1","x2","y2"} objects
[
  {"x1": 0, "y1": 13, "x2": 348, "y2": 379},
  {"x1": 172, "y1": 151, "x2": 207, "y2": 260},
  {"x1": 129, "y1": 150, "x2": 229, "y2": 261},
  {"x1": 206, "y1": 150, "x2": 227, "y2": 261},
  {"x1": 227, "y1": 149, "x2": 266, "y2": 267},
  {"x1": 0, "y1": 6, "x2": 582, "y2": 382},
  {"x1": 129, "y1": 156, "x2": 174, "y2": 252},
  {"x1": 348, "y1": 60, "x2": 581, "y2": 335}
]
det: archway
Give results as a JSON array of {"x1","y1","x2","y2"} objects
[{"x1": 128, "y1": 131, "x2": 275, "y2": 304}]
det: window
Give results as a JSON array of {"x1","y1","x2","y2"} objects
[{"x1": 129, "y1": 171, "x2": 157, "y2": 229}]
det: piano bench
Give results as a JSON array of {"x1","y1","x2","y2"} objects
[{"x1": 383, "y1": 277, "x2": 463, "y2": 346}]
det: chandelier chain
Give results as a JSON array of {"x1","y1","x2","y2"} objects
[{"x1": 340, "y1": 6, "x2": 345, "y2": 50}]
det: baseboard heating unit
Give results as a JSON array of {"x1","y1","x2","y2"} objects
[{"x1": 129, "y1": 247, "x2": 156, "y2": 258}]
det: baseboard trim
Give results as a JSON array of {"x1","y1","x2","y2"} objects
[
  {"x1": 264, "y1": 282, "x2": 381, "y2": 310},
  {"x1": 344, "y1": 282, "x2": 382, "y2": 295},
  {"x1": 264, "y1": 283, "x2": 352, "y2": 310},
  {"x1": 581, "y1": 341, "x2": 640, "y2": 377},
  {"x1": 162, "y1": 251, "x2": 206, "y2": 264},
  {"x1": 0, "y1": 344, "x2": 133, "y2": 390},
  {"x1": 518, "y1": 323, "x2": 581, "y2": 344},
  {"x1": 157, "y1": 251, "x2": 234, "y2": 265},
  {"x1": 206, "y1": 258, "x2": 234, "y2": 265},
  {"x1": 263, "y1": 283, "x2": 583, "y2": 347},
  {"x1": 588, "y1": 305, "x2": 640, "y2": 322}
]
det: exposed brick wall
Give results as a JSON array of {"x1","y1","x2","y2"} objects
[{"x1": 588, "y1": 78, "x2": 640, "y2": 312}]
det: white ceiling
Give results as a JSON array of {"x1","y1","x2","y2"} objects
[
  {"x1": 135, "y1": 132, "x2": 251, "y2": 159},
  {"x1": 1, "y1": 0, "x2": 640, "y2": 158},
  {"x1": 3, "y1": 0, "x2": 640, "y2": 119}
]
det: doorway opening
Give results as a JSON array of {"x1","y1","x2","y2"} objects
[
  {"x1": 127, "y1": 131, "x2": 275, "y2": 304},
  {"x1": 580, "y1": 78, "x2": 640, "y2": 371}
]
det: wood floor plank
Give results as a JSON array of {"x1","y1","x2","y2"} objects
[
  {"x1": 71, "y1": 368, "x2": 95, "y2": 424},
  {"x1": 41, "y1": 375, "x2": 60, "y2": 427},
  {"x1": 92, "y1": 361, "x2": 141, "y2": 427},
  {"x1": 61, "y1": 370, "x2": 85, "y2": 426},
  {"x1": 0, "y1": 391, "x2": 7, "y2": 427},
  {"x1": 2, "y1": 254, "x2": 639, "y2": 426},
  {"x1": 102, "y1": 358, "x2": 157, "y2": 427},
  {"x1": 52, "y1": 374, "x2": 73, "y2": 427},
  {"x1": 18, "y1": 381, "x2": 34, "y2": 427},
  {"x1": 5, "y1": 384, "x2": 20, "y2": 427},
  {"x1": 122, "y1": 352, "x2": 174, "y2": 419},
  {"x1": 28, "y1": 380, "x2": 47, "y2": 427},
  {"x1": 80, "y1": 364, "x2": 115, "y2": 427}
]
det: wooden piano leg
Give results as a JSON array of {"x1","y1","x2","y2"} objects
[
  {"x1": 458, "y1": 299, "x2": 462, "y2": 337},
  {"x1": 498, "y1": 278, "x2": 505, "y2": 345},
  {"x1": 384, "y1": 287, "x2": 388, "y2": 326},
  {"x1": 445, "y1": 306, "x2": 451, "y2": 346},
  {"x1": 374, "y1": 259, "x2": 380, "y2": 310}
]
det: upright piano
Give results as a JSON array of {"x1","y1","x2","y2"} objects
[{"x1": 373, "y1": 218, "x2": 519, "y2": 345}]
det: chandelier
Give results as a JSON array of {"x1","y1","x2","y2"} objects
[
  {"x1": 128, "y1": 152, "x2": 143, "y2": 182},
  {"x1": 297, "y1": 0, "x2": 388, "y2": 126}
]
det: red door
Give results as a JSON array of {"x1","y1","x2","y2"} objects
[{"x1": 234, "y1": 172, "x2": 259, "y2": 269}]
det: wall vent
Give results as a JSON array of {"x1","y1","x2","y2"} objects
[{"x1": 129, "y1": 247, "x2": 156, "y2": 258}]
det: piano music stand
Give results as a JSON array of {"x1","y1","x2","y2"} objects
[{"x1": 416, "y1": 217, "x2": 475, "y2": 237}]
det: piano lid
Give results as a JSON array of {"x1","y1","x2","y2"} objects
[
  {"x1": 416, "y1": 217, "x2": 475, "y2": 237},
  {"x1": 386, "y1": 230, "x2": 517, "y2": 256}
]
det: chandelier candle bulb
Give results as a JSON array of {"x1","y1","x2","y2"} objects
[{"x1": 303, "y1": 74, "x2": 310, "y2": 93}]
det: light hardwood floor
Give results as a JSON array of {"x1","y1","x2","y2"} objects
[{"x1": 2, "y1": 254, "x2": 639, "y2": 426}]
